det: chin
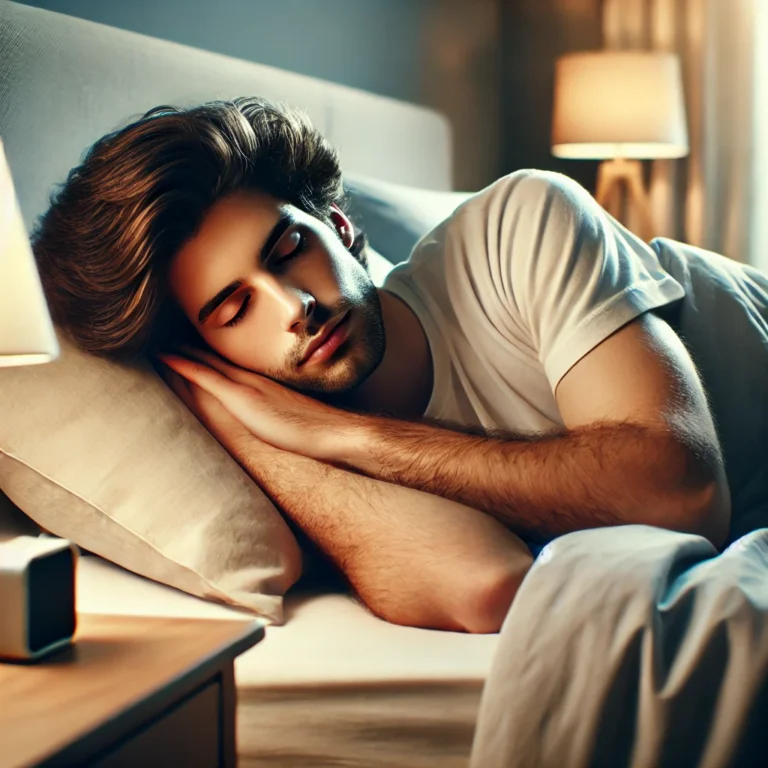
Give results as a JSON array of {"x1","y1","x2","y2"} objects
[
  {"x1": 296, "y1": 356, "x2": 367, "y2": 396},
  {"x1": 300, "y1": 338, "x2": 384, "y2": 397},
  {"x1": 272, "y1": 296, "x2": 385, "y2": 397}
]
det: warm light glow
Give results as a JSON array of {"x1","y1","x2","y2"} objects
[
  {"x1": 0, "y1": 353, "x2": 58, "y2": 367},
  {"x1": 0, "y1": 137, "x2": 60, "y2": 367},
  {"x1": 551, "y1": 51, "x2": 689, "y2": 160},
  {"x1": 554, "y1": 142, "x2": 688, "y2": 160}
]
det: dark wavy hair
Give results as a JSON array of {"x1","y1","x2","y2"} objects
[{"x1": 31, "y1": 96, "x2": 367, "y2": 361}]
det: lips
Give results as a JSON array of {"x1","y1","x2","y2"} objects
[{"x1": 300, "y1": 311, "x2": 350, "y2": 365}]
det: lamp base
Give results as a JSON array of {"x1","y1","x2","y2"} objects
[{"x1": 594, "y1": 158, "x2": 654, "y2": 242}]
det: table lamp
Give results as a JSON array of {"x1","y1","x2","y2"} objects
[
  {"x1": 0, "y1": 137, "x2": 75, "y2": 663},
  {"x1": 551, "y1": 51, "x2": 689, "y2": 240},
  {"x1": 0, "y1": 136, "x2": 60, "y2": 367}
]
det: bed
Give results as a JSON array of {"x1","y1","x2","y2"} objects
[
  {"x1": 75, "y1": 553, "x2": 497, "y2": 767},
  {"x1": 4, "y1": 4, "x2": 768, "y2": 768},
  {"x1": 0, "y1": 2, "x2": 495, "y2": 766},
  {"x1": 0, "y1": 488, "x2": 496, "y2": 766}
]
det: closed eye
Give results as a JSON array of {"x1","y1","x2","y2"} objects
[
  {"x1": 277, "y1": 230, "x2": 308, "y2": 263},
  {"x1": 224, "y1": 229, "x2": 309, "y2": 329},
  {"x1": 224, "y1": 292, "x2": 251, "y2": 328}
]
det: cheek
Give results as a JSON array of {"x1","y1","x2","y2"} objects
[
  {"x1": 328, "y1": 255, "x2": 369, "y2": 300},
  {"x1": 298, "y1": 253, "x2": 343, "y2": 300},
  {"x1": 200, "y1": 316, "x2": 291, "y2": 372},
  {"x1": 203, "y1": 331, "x2": 265, "y2": 370}
]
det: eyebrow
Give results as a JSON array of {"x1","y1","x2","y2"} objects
[{"x1": 197, "y1": 211, "x2": 294, "y2": 326}]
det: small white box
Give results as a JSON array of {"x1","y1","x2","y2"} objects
[{"x1": 0, "y1": 535, "x2": 78, "y2": 661}]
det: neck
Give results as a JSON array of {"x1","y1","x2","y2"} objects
[{"x1": 341, "y1": 289, "x2": 433, "y2": 421}]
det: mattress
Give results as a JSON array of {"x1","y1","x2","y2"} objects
[{"x1": 76, "y1": 554, "x2": 499, "y2": 767}]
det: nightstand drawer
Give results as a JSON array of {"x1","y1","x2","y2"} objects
[
  {"x1": 92, "y1": 679, "x2": 221, "y2": 768},
  {"x1": 0, "y1": 616, "x2": 259, "y2": 768}
]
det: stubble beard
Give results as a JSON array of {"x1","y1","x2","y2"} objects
[{"x1": 264, "y1": 282, "x2": 386, "y2": 402}]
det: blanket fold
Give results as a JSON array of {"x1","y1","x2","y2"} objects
[{"x1": 470, "y1": 525, "x2": 768, "y2": 768}]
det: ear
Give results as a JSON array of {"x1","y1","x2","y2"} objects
[{"x1": 329, "y1": 203, "x2": 355, "y2": 249}]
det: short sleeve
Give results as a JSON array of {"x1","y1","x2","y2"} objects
[{"x1": 486, "y1": 170, "x2": 686, "y2": 390}]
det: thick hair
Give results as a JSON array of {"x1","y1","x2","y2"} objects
[{"x1": 31, "y1": 97, "x2": 367, "y2": 361}]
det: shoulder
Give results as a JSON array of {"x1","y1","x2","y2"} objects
[
  {"x1": 384, "y1": 169, "x2": 601, "y2": 289},
  {"x1": 444, "y1": 169, "x2": 597, "y2": 249},
  {"x1": 469, "y1": 169, "x2": 591, "y2": 209}
]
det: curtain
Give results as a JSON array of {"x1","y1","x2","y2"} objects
[{"x1": 603, "y1": 0, "x2": 763, "y2": 268}]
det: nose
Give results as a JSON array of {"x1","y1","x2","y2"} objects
[{"x1": 254, "y1": 273, "x2": 316, "y2": 332}]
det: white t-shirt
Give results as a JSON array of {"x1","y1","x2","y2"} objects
[
  {"x1": 383, "y1": 170, "x2": 685, "y2": 434},
  {"x1": 382, "y1": 170, "x2": 768, "y2": 541}
]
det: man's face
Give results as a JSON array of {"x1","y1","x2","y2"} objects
[{"x1": 168, "y1": 188, "x2": 385, "y2": 397}]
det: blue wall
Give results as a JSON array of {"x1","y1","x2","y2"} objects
[
  {"x1": 14, "y1": 0, "x2": 603, "y2": 190},
  {"x1": 14, "y1": 0, "x2": 434, "y2": 104}
]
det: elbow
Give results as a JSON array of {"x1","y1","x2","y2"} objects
[
  {"x1": 458, "y1": 559, "x2": 532, "y2": 635},
  {"x1": 354, "y1": 554, "x2": 533, "y2": 634},
  {"x1": 683, "y1": 474, "x2": 731, "y2": 550},
  {"x1": 647, "y1": 435, "x2": 732, "y2": 550},
  {"x1": 656, "y1": 454, "x2": 731, "y2": 550}
]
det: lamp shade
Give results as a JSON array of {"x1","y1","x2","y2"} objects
[
  {"x1": 0, "y1": 138, "x2": 59, "y2": 367},
  {"x1": 551, "y1": 51, "x2": 689, "y2": 160}
]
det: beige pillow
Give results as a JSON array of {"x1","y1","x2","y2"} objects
[{"x1": 0, "y1": 332, "x2": 302, "y2": 623}]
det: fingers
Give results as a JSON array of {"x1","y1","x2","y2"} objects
[
  {"x1": 155, "y1": 357, "x2": 249, "y2": 440},
  {"x1": 176, "y1": 345, "x2": 260, "y2": 389},
  {"x1": 154, "y1": 354, "x2": 220, "y2": 417},
  {"x1": 189, "y1": 381, "x2": 230, "y2": 423},
  {"x1": 153, "y1": 355, "x2": 255, "y2": 455},
  {"x1": 176, "y1": 345, "x2": 232, "y2": 375},
  {"x1": 154, "y1": 359, "x2": 193, "y2": 405},
  {"x1": 157, "y1": 353, "x2": 251, "y2": 402}
]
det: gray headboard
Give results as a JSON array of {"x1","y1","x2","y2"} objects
[{"x1": 0, "y1": 0, "x2": 453, "y2": 232}]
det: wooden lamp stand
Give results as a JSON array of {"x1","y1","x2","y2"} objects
[{"x1": 594, "y1": 158, "x2": 654, "y2": 242}]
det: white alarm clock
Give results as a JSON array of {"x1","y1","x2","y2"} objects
[{"x1": 0, "y1": 535, "x2": 78, "y2": 661}]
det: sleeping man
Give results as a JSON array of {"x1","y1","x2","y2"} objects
[{"x1": 32, "y1": 97, "x2": 768, "y2": 633}]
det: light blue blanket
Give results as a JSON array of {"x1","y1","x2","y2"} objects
[{"x1": 471, "y1": 524, "x2": 768, "y2": 768}]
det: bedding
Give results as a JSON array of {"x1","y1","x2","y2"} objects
[
  {"x1": 0, "y1": 340, "x2": 302, "y2": 622},
  {"x1": 76, "y1": 553, "x2": 499, "y2": 768},
  {"x1": 470, "y1": 524, "x2": 768, "y2": 768}
]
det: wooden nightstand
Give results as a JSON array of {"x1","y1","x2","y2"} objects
[{"x1": 0, "y1": 613, "x2": 264, "y2": 767}]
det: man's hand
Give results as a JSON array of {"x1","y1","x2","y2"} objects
[
  {"x1": 153, "y1": 359, "x2": 255, "y2": 459},
  {"x1": 156, "y1": 347, "x2": 363, "y2": 461},
  {"x1": 153, "y1": 353, "x2": 531, "y2": 635}
]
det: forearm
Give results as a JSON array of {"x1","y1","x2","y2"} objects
[
  {"x1": 231, "y1": 435, "x2": 533, "y2": 632},
  {"x1": 339, "y1": 416, "x2": 726, "y2": 545}
]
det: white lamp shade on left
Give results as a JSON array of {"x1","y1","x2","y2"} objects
[
  {"x1": 0, "y1": 137, "x2": 60, "y2": 367},
  {"x1": 551, "y1": 51, "x2": 689, "y2": 160}
]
